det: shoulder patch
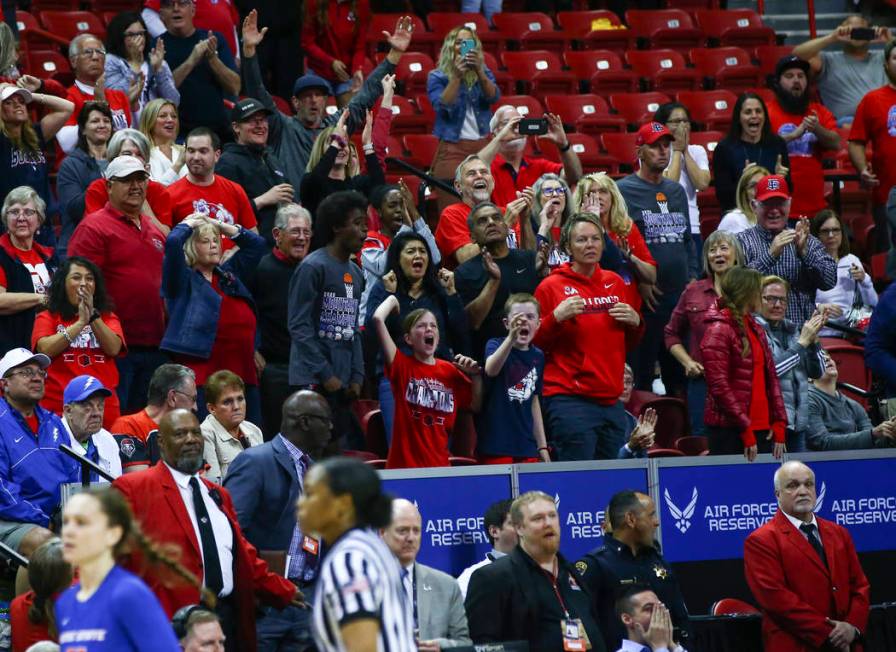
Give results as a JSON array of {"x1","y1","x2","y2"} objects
[{"x1": 575, "y1": 560, "x2": 588, "y2": 574}]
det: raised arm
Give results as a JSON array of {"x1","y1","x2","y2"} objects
[{"x1": 371, "y1": 293, "x2": 400, "y2": 365}]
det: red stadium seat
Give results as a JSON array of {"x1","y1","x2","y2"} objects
[
  {"x1": 695, "y1": 9, "x2": 777, "y2": 48},
  {"x1": 563, "y1": 50, "x2": 639, "y2": 96},
  {"x1": 648, "y1": 448, "x2": 686, "y2": 457},
  {"x1": 393, "y1": 52, "x2": 434, "y2": 96},
  {"x1": 482, "y1": 51, "x2": 514, "y2": 96},
  {"x1": 675, "y1": 435, "x2": 709, "y2": 456},
  {"x1": 609, "y1": 92, "x2": 672, "y2": 126},
  {"x1": 825, "y1": 341, "x2": 872, "y2": 408},
  {"x1": 362, "y1": 410, "x2": 388, "y2": 458},
  {"x1": 539, "y1": 133, "x2": 618, "y2": 173},
  {"x1": 625, "y1": 9, "x2": 705, "y2": 52},
  {"x1": 39, "y1": 10, "x2": 106, "y2": 42},
  {"x1": 29, "y1": 0, "x2": 79, "y2": 12},
  {"x1": 689, "y1": 130, "x2": 725, "y2": 157},
  {"x1": 426, "y1": 12, "x2": 503, "y2": 56},
  {"x1": 626, "y1": 49, "x2": 701, "y2": 93},
  {"x1": 450, "y1": 412, "x2": 477, "y2": 458},
  {"x1": 366, "y1": 14, "x2": 434, "y2": 58},
  {"x1": 626, "y1": 389, "x2": 661, "y2": 415},
  {"x1": 698, "y1": 187, "x2": 721, "y2": 239},
  {"x1": 402, "y1": 134, "x2": 439, "y2": 170},
  {"x1": 23, "y1": 49, "x2": 72, "y2": 84},
  {"x1": 16, "y1": 11, "x2": 66, "y2": 51},
  {"x1": 501, "y1": 50, "x2": 577, "y2": 97},
  {"x1": 492, "y1": 12, "x2": 569, "y2": 51},
  {"x1": 871, "y1": 252, "x2": 890, "y2": 283},
  {"x1": 639, "y1": 396, "x2": 690, "y2": 448},
  {"x1": 544, "y1": 94, "x2": 626, "y2": 135},
  {"x1": 411, "y1": 93, "x2": 436, "y2": 130},
  {"x1": 601, "y1": 132, "x2": 640, "y2": 170},
  {"x1": 689, "y1": 47, "x2": 762, "y2": 93},
  {"x1": 712, "y1": 598, "x2": 760, "y2": 616},
  {"x1": 374, "y1": 95, "x2": 430, "y2": 135},
  {"x1": 556, "y1": 10, "x2": 634, "y2": 53},
  {"x1": 754, "y1": 44, "x2": 796, "y2": 79},
  {"x1": 676, "y1": 90, "x2": 738, "y2": 131},
  {"x1": 498, "y1": 94, "x2": 546, "y2": 119}
]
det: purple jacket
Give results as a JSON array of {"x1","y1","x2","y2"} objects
[{"x1": 663, "y1": 278, "x2": 718, "y2": 365}]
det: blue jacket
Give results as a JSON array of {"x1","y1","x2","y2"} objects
[
  {"x1": 56, "y1": 147, "x2": 106, "y2": 260},
  {"x1": 427, "y1": 68, "x2": 500, "y2": 142},
  {"x1": 160, "y1": 222, "x2": 267, "y2": 358},
  {"x1": 0, "y1": 398, "x2": 79, "y2": 525},
  {"x1": 222, "y1": 435, "x2": 302, "y2": 551},
  {"x1": 866, "y1": 281, "x2": 896, "y2": 398}
]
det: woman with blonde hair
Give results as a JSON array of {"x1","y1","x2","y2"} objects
[
  {"x1": 161, "y1": 214, "x2": 267, "y2": 424},
  {"x1": 427, "y1": 25, "x2": 499, "y2": 212},
  {"x1": 717, "y1": 163, "x2": 769, "y2": 234},
  {"x1": 139, "y1": 98, "x2": 186, "y2": 185},
  {"x1": 701, "y1": 266, "x2": 787, "y2": 461}
]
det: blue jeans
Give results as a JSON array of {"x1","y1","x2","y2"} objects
[
  {"x1": 378, "y1": 375, "x2": 396, "y2": 446},
  {"x1": 686, "y1": 376, "x2": 706, "y2": 437},
  {"x1": 115, "y1": 348, "x2": 169, "y2": 414},
  {"x1": 257, "y1": 583, "x2": 315, "y2": 652},
  {"x1": 543, "y1": 395, "x2": 628, "y2": 460},
  {"x1": 461, "y1": 0, "x2": 503, "y2": 22}
]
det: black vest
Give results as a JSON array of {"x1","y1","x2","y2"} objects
[{"x1": 0, "y1": 245, "x2": 56, "y2": 355}]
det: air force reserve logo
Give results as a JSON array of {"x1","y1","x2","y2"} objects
[{"x1": 664, "y1": 488, "x2": 698, "y2": 533}]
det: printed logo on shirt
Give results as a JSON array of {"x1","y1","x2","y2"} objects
[
  {"x1": 778, "y1": 122, "x2": 816, "y2": 157},
  {"x1": 111, "y1": 109, "x2": 128, "y2": 132},
  {"x1": 318, "y1": 291, "x2": 358, "y2": 341},
  {"x1": 60, "y1": 629, "x2": 107, "y2": 643},
  {"x1": 405, "y1": 376, "x2": 455, "y2": 415},
  {"x1": 10, "y1": 148, "x2": 46, "y2": 169},
  {"x1": 508, "y1": 366, "x2": 538, "y2": 403},
  {"x1": 23, "y1": 261, "x2": 50, "y2": 295},
  {"x1": 655, "y1": 192, "x2": 669, "y2": 214},
  {"x1": 638, "y1": 209, "x2": 688, "y2": 245},
  {"x1": 192, "y1": 198, "x2": 235, "y2": 226},
  {"x1": 59, "y1": 324, "x2": 108, "y2": 368},
  {"x1": 563, "y1": 286, "x2": 580, "y2": 296},
  {"x1": 580, "y1": 293, "x2": 621, "y2": 314},
  {"x1": 342, "y1": 273, "x2": 354, "y2": 300},
  {"x1": 888, "y1": 105, "x2": 896, "y2": 137},
  {"x1": 152, "y1": 237, "x2": 165, "y2": 251}
]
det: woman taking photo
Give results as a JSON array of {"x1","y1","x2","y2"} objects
[
  {"x1": 32, "y1": 256, "x2": 125, "y2": 427},
  {"x1": 427, "y1": 26, "x2": 499, "y2": 212},
  {"x1": 365, "y1": 231, "x2": 468, "y2": 440},
  {"x1": 0, "y1": 186, "x2": 56, "y2": 353},
  {"x1": 104, "y1": 12, "x2": 179, "y2": 120},
  {"x1": 161, "y1": 215, "x2": 267, "y2": 423},
  {"x1": 57, "y1": 101, "x2": 114, "y2": 258},
  {"x1": 200, "y1": 369, "x2": 263, "y2": 484},
  {"x1": 9, "y1": 538, "x2": 72, "y2": 652},
  {"x1": 55, "y1": 487, "x2": 191, "y2": 651},
  {"x1": 811, "y1": 209, "x2": 878, "y2": 336},
  {"x1": 717, "y1": 163, "x2": 769, "y2": 234},
  {"x1": 140, "y1": 98, "x2": 186, "y2": 186},
  {"x1": 534, "y1": 212, "x2": 643, "y2": 461},
  {"x1": 664, "y1": 231, "x2": 745, "y2": 436},
  {"x1": 701, "y1": 266, "x2": 787, "y2": 461},
  {"x1": 298, "y1": 456, "x2": 415, "y2": 651},
  {"x1": 713, "y1": 92, "x2": 790, "y2": 213}
]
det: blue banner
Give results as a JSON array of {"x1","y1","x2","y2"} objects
[
  {"x1": 517, "y1": 467, "x2": 648, "y2": 562},
  {"x1": 382, "y1": 473, "x2": 513, "y2": 577},
  {"x1": 658, "y1": 462, "x2": 779, "y2": 563}
]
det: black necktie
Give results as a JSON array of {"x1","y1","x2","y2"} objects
[
  {"x1": 800, "y1": 522, "x2": 828, "y2": 568},
  {"x1": 189, "y1": 477, "x2": 224, "y2": 595}
]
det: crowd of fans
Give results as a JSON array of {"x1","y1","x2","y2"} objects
[{"x1": 0, "y1": 1, "x2": 894, "y2": 650}]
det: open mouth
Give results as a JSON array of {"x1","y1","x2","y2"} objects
[
  {"x1": 472, "y1": 180, "x2": 488, "y2": 191},
  {"x1": 518, "y1": 327, "x2": 530, "y2": 338},
  {"x1": 411, "y1": 259, "x2": 425, "y2": 272},
  {"x1": 423, "y1": 335, "x2": 435, "y2": 346}
]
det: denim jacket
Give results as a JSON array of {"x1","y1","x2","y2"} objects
[
  {"x1": 427, "y1": 67, "x2": 500, "y2": 142},
  {"x1": 160, "y1": 223, "x2": 267, "y2": 358}
]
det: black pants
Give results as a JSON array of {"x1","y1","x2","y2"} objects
[
  {"x1": 260, "y1": 362, "x2": 292, "y2": 441},
  {"x1": 215, "y1": 594, "x2": 238, "y2": 652},
  {"x1": 707, "y1": 426, "x2": 773, "y2": 456}
]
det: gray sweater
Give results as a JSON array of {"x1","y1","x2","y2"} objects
[
  {"x1": 242, "y1": 52, "x2": 396, "y2": 191},
  {"x1": 806, "y1": 385, "x2": 890, "y2": 450}
]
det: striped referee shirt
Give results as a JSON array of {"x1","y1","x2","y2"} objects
[{"x1": 313, "y1": 527, "x2": 415, "y2": 652}]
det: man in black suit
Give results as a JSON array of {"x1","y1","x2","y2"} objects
[{"x1": 223, "y1": 390, "x2": 333, "y2": 651}]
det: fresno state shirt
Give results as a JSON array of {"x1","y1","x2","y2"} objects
[
  {"x1": 386, "y1": 350, "x2": 472, "y2": 469},
  {"x1": 849, "y1": 84, "x2": 896, "y2": 205},
  {"x1": 59, "y1": 81, "x2": 132, "y2": 154},
  {"x1": 767, "y1": 99, "x2": 836, "y2": 216},
  {"x1": 0, "y1": 237, "x2": 51, "y2": 294},
  {"x1": 168, "y1": 175, "x2": 257, "y2": 250}
]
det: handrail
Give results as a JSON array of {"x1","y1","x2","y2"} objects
[{"x1": 59, "y1": 444, "x2": 116, "y2": 486}]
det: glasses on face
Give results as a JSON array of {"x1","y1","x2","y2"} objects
[
  {"x1": 79, "y1": 48, "x2": 106, "y2": 58},
  {"x1": 6, "y1": 368, "x2": 47, "y2": 380},
  {"x1": 542, "y1": 187, "x2": 565, "y2": 197},
  {"x1": 762, "y1": 295, "x2": 787, "y2": 305},
  {"x1": 6, "y1": 208, "x2": 37, "y2": 218},
  {"x1": 124, "y1": 30, "x2": 147, "y2": 39},
  {"x1": 173, "y1": 389, "x2": 197, "y2": 403},
  {"x1": 819, "y1": 227, "x2": 842, "y2": 236}
]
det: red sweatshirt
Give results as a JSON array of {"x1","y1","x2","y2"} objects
[
  {"x1": 534, "y1": 263, "x2": 643, "y2": 403},
  {"x1": 301, "y1": 0, "x2": 370, "y2": 82}
]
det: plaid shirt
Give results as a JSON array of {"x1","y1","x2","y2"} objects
[
  {"x1": 280, "y1": 435, "x2": 317, "y2": 582},
  {"x1": 737, "y1": 225, "x2": 837, "y2": 325}
]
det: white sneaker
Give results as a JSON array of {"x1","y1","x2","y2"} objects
[{"x1": 652, "y1": 378, "x2": 666, "y2": 396}]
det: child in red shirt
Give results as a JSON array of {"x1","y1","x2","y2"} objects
[{"x1": 372, "y1": 294, "x2": 483, "y2": 469}]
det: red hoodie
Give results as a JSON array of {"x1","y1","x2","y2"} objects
[{"x1": 534, "y1": 263, "x2": 643, "y2": 403}]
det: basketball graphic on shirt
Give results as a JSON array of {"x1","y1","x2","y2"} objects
[
  {"x1": 888, "y1": 105, "x2": 896, "y2": 136},
  {"x1": 655, "y1": 192, "x2": 670, "y2": 214}
]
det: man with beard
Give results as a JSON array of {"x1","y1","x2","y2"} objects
[
  {"x1": 476, "y1": 105, "x2": 582, "y2": 208},
  {"x1": 113, "y1": 409, "x2": 300, "y2": 652},
  {"x1": 793, "y1": 15, "x2": 891, "y2": 126},
  {"x1": 465, "y1": 491, "x2": 605, "y2": 652},
  {"x1": 766, "y1": 56, "x2": 839, "y2": 219},
  {"x1": 168, "y1": 128, "x2": 258, "y2": 246}
]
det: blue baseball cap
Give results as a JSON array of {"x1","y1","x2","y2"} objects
[
  {"x1": 63, "y1": 375, "x2": 112, "y2": 405},
  {"x1": 292, "y1": 73, "x2": 332, "y2": 98}
]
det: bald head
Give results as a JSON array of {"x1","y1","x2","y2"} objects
[
  {"x1": 158, "y1": 409, "x2": 204, "y2": 474},
  {"x1": 382, "y1": 498, "x2": 422, "y2": 566},
  {"x1": 280, "y1": 390, "x2": 333, "y2": 458},
  {"x1": 774, "y1": 461, "x2": 817, "y2": 522}
]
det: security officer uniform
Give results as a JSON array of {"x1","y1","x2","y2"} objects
[{"x1": 577, "y1": 533, "x2": 691, "y2": 652}]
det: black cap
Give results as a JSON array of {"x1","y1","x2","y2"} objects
[
  {"x1": 775, "y1": 54, "x2": 810, "y2": 79},
  {"x1": 230, "y1": 97, "x2": 270, "y2": 123}
]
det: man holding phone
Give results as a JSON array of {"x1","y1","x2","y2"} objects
[{"x1": 476, "y1": 105, "x2": 582, "y2": 207}]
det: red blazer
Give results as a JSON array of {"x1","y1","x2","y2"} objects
[
  {"x1": 113, "y1": 463, "x2": 295, "y2": 652},
  {"x1": 744, "y1": 510, "x2": 870, "y2": 652}
]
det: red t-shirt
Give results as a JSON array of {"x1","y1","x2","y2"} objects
[
  {"x1": 10, "y1": 591, "x2": 52, "y2": 652},
  {"x1": 0, "y1": 236, "x2": 51, "y2": 293},
  {"x1": 767, "y1": 99, "x2": 836, "y2": 216},
  {"x1": 434, "y1": 202, "x2": 506, "y2": 268},
  {"x1": 174, "y1": 276, "x2": 257, "y2": 386},
  {"x1": 85, "y1": 178, "x2": 173, "y2": 228},
  {"x1": 32, "y1": 311, "x2": 126, "y2": 429},
  {"x1": 65, "y1": 83, "x2": 131, "y2": 133},
  {"x1": 144, "y1": 0, "x2": 240, "y2": 56},
  {"x1": 168, "y1": 175, "x2": 257, "y2": 250},
  {"x1": 849, "y1": 84, "x2": 896, "y2": 205},
  {"x1": 67, "y1": 205, "x2": 166, "y2": 347},
  {"x1": 490, "y1": 154, "x2": 563, "y2": 208},
  {"x1": 110, "y1": 408, "x2": 157, "y2": 444},
  {"x1": 385, "y1": 350, "x2": 472, "y2": 469}
]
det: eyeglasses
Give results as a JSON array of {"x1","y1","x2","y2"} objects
[
  {"x1": 79, "y1": 48, "x2": 106, "y2": 58},
  {"x1": 819, "y1": 227, "x2": 842, "y2": 236},
  {"x1": 6, "y1": 368, "x2": 47, "y2": 380},
  {"x1": 6, "y1": 208, "x2": 38, "y2": 218},
  {"x1": 297, "y1": 413, "x2": 332, "y2": 424},
  {"x1": 172, "y1": 389, "x2": 197, "y2": 403},
  {"x1": 762, "y1": 295, "x2": 787, "y2": 305},
  {"x1": 124, "y1": 30, "x2": 147, "y2": 39},
  {"x1": 542, "y1": 187, "x2": 565, "y2": 197}
]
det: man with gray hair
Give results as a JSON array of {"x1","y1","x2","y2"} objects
[
  {"x1": 744, "y1": 461, "x2": 869, "y2": 651},
  {"x1": 466, "y1": 491, "x2": 605, "y2": 651},
  {"x1": 110, "y1": 363, "x2": 197, "y2": 472},
  {"x1": 57, "y1": 33, "x2": 132, "y2": 152},
  {"x1": 476, "y1": 104, "x2": 582, "y2": 207},
  {"x1": 247, "y1": 203, "x2": 312, "y2": 437}
]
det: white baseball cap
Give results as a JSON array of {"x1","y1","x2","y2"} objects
[
  {"x1": 0, "y1": 86, "x2": 32, "y2": 104},
  {"x1": 0, "y1": 347, "x2": 50, "y2": 379},
  {"x1": 104, "y1": 155, "x2": 149, "y2": 180}
]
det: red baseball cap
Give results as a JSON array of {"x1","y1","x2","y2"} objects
[
  {"x1": 754, "y1": 174, "x2": 790, "y2": 201},
  {"x1": 636, "y1": 121, "x2": 673, "y2": 146}
]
